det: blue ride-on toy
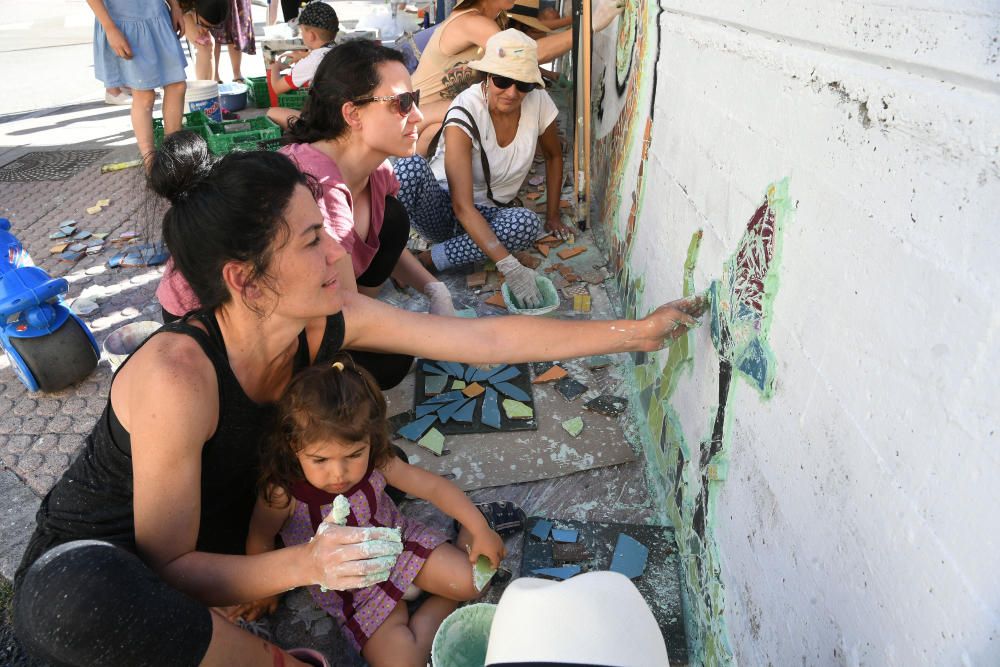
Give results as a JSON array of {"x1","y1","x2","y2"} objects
[{"x1": 0, "y1": 217, "x2": 99, "y2": 392}]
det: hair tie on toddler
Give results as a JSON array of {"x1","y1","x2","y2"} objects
[{"x1": 331, "y1": 361, "x2": 345, "y2": 371}]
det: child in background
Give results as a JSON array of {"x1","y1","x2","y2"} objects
[
  {"x1": 88, "y1": 0, "x2": 188, "y2": 163},
  {"x1": 245, "y1": 358, "x2": 523, "y2": 666},
  {"x1": 266, "y1": 0, "x2": 339, "y2": 130}
]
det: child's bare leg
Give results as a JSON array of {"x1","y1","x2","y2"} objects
[
  {"x1": 213, "y1": 41, "x2": 222, "y2": 82},
  {"x1": 199, "y1": 609, "x2": 314, "y2": 666},
  {"x1": 413, "y1": 542, "x2": 480, "y2": 601},
  {"x1": 131, "y1": 89, "x2": 157, "y2": 162},
  {"x1": 361, "y1": 602, "x2": 425, "y2": 667},
  {"x1": 162, "y1": 81, "x2": 187, "y2": 135}
]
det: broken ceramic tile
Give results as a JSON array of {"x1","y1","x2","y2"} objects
[
  {"x1": 437, "y1": 397, "x2": 473, "y2": 423},
  {"x1": 85, "y1": 238, "x2": 104, "y2": 247},
  {"x1": 424, "y1": 390, "x2": 465, "y2": 404},
  {"x1": 573, "y1": 294, "x2": 591, "y2": 313},
  {"x1": 439, "y1": 361, "x2": 466, "y2": 377},
  {"x1": 68, "y1": 242, "x2": 87, "y2": 252},
  {"x1": 610, "y1": 533, "x2": 649, "y2": 579},
  {"x1": 532, "y1": 565, "x2": 581, "y2": 580},
  {"x1": 452, "y1": 398, "x2": 476, "y2": 423},
  {"x1": 488, "y1": 366, "x2": 520, "y2": 384},
  {"x1": 463, "y1": 366, "x2": 478, "y2": 382},
  {"x1": 106, "y1": 253, "x2": 124, "y2": 268},
  {"x1": 60, "y1": 224, "x2": 76, "y2": 234},
  {"x1": 561, "y1": 283, "x2": 589, "y2": 299},
  {"x1": 121, "y1": 254, "x2": 144, "y2": 267},
  {"x1": 528, "y1": 174, "x2": 544, "y2": 186},
  {"x1": 85, "y1": 244, "x2": 103, "y2": 255},
  {"x1": 424, "y1": 374, "x2": 449, "y2": 395},
  {"x1": 470, "y1": 364, "x2": 502, "y2": 382},
  {"x1": 118, "y1": 230, "x2": 138, "y2": 240},
  {"x1": 466, "y1": 271, "x2": 487, "y2": 288},
  {"x1": 417, "y1": 428, "x2": 445, "y2": 455},
  {"x1": 49, "y1": 243, "x2": 69, "y2": 254},
  {"x1": 513, "y1": 250, "x2": 541, "y2": 270},
  {"x1": 451, "y1": 380, "x2": 467, "y2": 390},
  {"x1": 586, "y1": 355, "x2": 613, "y2": 370},
  {"x1": 552, "y1": 542, "x2": 591, "y2": 564},
  {"x1": 146, "y1": 251, "x2": 169, "y2": 266},
  {"x1": 73, "y1": 230, "x2": 92, "y2": 240},
  {"x1": 462, "y1": 382, "x2": 486, "y2": 398},
  {"x1": 493, "y1": 381, "x2": 530, "y2": 402},
  {"x1": 480, "y1": 388, "x2": 501, "y2": 429},
  {"x1": 556, "y1": 246, "x2": 586, "y2": 260},
  {"x1": 561, "y1": 416, "x2": 584, "y2": 438},
  {"x1": 554, "y1": 377, "x2": 588, "y2": 402},
  {"x1": 49, "y1": 230, "x2": 69, "y2": 240},
  {"x1": 584, "y1": 394, "x2": 628, "y2": 417},
  {"x1": 551, "y1": 528, "x2": 578, "y2": 543},
  {"x1": 93, "y1": 232, "x2": 109, "y2": 240},
  {"x1": 96, "y1": 198, "x2": 111, "y2": 207},
  {"x1": 530, "y1": 519, "x2": 552, "y2": 541},
  {"x1": 86, "y1": 205, "x2": 102, "y2": 215},
  {"x1": 485, "y1": 292, "x2": 507, "y2": 308},
  {"x1": 532, "y1": 364, "x2": 568, "y2": 384},
  {"x1": 59, "y1": 251, "x2": 84, "y2": 262},
  {"x1": 422, "y1": 361, "x2": 449, "y2": 375},
  {"x1": 396, "y1": 415, "x2": 438, "y2": 441},
  {"x1": 415, "y1": 403, "x2": 440, "y2": 418},
  {"x1": 501, "y1": 398, "x2": 533, "y2": 420},
  {"x1": 70, "y1": 298, "x2": 99, "y2": 316},
  {"x1": 535, "y1": 243, "x2": 550, "y2": 258},
  {"x1": 473, "y1": 555, "x2": 497, "y2": 591}
]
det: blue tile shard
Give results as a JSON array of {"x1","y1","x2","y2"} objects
[
  {"x1": 439, "y1": 361, "x2": 466, "y2": 377},
  {"x1": 396, "y1": 415, "x2": 438, "y2": 442},
  {"x1": 551, "y1": 528, "x2": 578, "y2": 543},
  {"x1": 470, "y1": 364, "x2": 503, "y2": 382},
  {"x1": 609, "y1": 533, "x2": 648, "y2": 579},
  {"x1": 488, "y1": 366, "x2": 521, "y2": 384},
  {"x1": 424, "y1": 374, "x2": 449, "y2": 395},
  {"x1": 453, "y1": 398, "x2": 476, "y2": 423},
  {"x1": 437, "y1": 397, "x2": 473, "y2": 423},
  {"x1": 424, "y1": 390, "x2": 465, "y2": 405},
  {"x1": 464, "y1": 366, "x2": 478, "y2": 382},
  {"x1": 532, "y1": 565, "x2": 581, "y2": 580},
  {"x1": 493, "y1": 381, "x2": 530, "y2": 402},
  {"x1": 422, "y1": 361, "x2": 449, "y2": 375},
  {"x1": 481, "y1": 388, "x2": 501, "y2": 429},
  {"x1": 415, "y1": 403, "x2": 439, "y2": 418},
  {"x1": 530, "y1": 519, "x2": 552, "y2": 541}
]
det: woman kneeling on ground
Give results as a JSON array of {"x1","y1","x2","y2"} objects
[
  {"x1": 156, "y1": 40, "x2": 455, "y2": 388},
  {"x1": 13, "y1": 134, "x2": 703, "y2": 667},
  {"x1": 395, "y1": 30, "x2": 569, "y2": 310}
]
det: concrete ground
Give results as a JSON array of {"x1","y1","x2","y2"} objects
[{"x1": 0, "y1": 2, "x2": 684, "y2": 665}]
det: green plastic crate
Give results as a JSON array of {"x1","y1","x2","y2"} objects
[
  {"x1": 204, "y1": 116, "x2": 281, "y2": 155},
  {"x1": 246, "y1": 76, "x2": 270, "y2": 108},
  {"x1": 153, "y1": 111, "x2": 210, "y2": 147},
  {"x1": 231, "y1": 137, "x2": 283, "y2": 153},
  {"x1": 277, "y1": 89, "x2": 309, "y2": 110}
]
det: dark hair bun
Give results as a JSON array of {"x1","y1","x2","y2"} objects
[{"x1": 148, "y1": 130, "x2": 214, "y2": 205}]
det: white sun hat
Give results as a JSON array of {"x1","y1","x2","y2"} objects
[
  {"x1": 484, "y1": 571, "x2": 669, "y2": 666},
  {"x1": 466, "y1": 29, "x2": 546, "y2": 87}
]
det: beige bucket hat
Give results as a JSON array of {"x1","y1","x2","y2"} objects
[
  {"x1": 466, "y1": 29, "x2": 546, "y2": 87},
  {"x1": 484, "y1": 572, "x2": 670, "y2": 666}
]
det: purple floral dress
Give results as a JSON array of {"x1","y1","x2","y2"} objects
[
  {"x1": 211, "y1": 0, "x2": 256, "y2": 54},
  {"x1": 280, "y1": 466, "x2": 448, "y2": 650}
]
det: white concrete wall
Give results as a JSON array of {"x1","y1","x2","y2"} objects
[{"x1": 594, "y1": 1, "x2": 999, "y2": 664}]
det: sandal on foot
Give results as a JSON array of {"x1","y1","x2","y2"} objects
[
  {"x1": 287, "y1": 648, "x2": 330, "y2": 667},
  {"x1": 455, "y1": 501, "x2": 526, "y2": 537}
]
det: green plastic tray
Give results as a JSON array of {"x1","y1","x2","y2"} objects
[
  {"x1": 153, "y1": 111, "x2": 210, "y2": 147},
  {"x1": 246, "y1": 76, "x2": 270, "y2": 108},
  {"x1": 277, "y1": 89, "x2": 309, "y2": 110},
  {"x1": 204, "y1": 116, "x2": 281, "y2": 155}
]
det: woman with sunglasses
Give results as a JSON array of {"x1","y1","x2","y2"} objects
[
  {"x1": 394, "y1": 29, "x2": 568, "y2": 309},
  {"x1": 156, "y1": 40, "x2": 452, "y2": 388}
]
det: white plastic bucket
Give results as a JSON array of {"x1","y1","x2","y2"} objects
[
  {"x1": 185, "y1": 80, "x2": 222, "y2": 121},
  {"x1": 102, "y1": 321, "x2": 161, "y2": 372}
]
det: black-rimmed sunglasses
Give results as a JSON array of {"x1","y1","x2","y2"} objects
[
  {"x1": 351, "y1": 90, "x2": 421, "y2": 116},
  {"x1": 490, "y1": 74, "x2": 537, "y2": 93}
]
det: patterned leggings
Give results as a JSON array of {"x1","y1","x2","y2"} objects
[{"x1": 393, "y1": 156, "x2": 540, "y2": 270}]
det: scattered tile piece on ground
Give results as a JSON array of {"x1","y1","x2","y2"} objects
[
  {"x1": 530, "y1": 518, "x2": 553, "y2": 541},
  {"x1": 554, "y1": 376, "x2": 588, "y2": 401},
  {"x1": 466, "y1": 271, "x2": 487, "y2": 288},
  {"x1": 584, "y1": 394, "x2": 628, "y2": 417},
  {"x1": 485, "y1": 292, "x2": 507, "y2": 308},
  {"x1": 557, "y1": 246, "x2": 586, "y2": 260},
  {"x1": 561, "y1": 416, "x2": 584, "y2": 437},
  {"x1": 610, "y1": 533, "x2": 649, "y2": 579},
  {"x1": 417, "y1": 427, "x2": 445, "y2": 455},
  {"x1": 501, "y1": 398, "x2": 533, "y2": 420},
  {"x1": 532, "y1": 365, "x2": 568, "y2": 384},
  {"x1": 551, "y1": 528, "x2": 579, "y2": 543}
]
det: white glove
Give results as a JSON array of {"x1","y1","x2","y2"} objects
[
  {"x1": 310, "y1": 522, "x2": 403, "y2": 591},
  {"x1": 425, "y1": 281, "x2": 456, "y2": 317},
  {"x1": 592, "y1": 0, "x2": 625, "y2": 32},
  {"x1": 496, "y1": 255, "x2": 542, "y2": 309}
]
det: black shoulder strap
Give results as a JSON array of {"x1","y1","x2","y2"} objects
[{"x1": 440, "y1": 106, "x2": 510, "y2": 207}]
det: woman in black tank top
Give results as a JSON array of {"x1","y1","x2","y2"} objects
[{"x1": 13, "y1": 129, "x2": 704, "y2": 666}]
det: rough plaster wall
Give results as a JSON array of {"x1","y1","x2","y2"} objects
[{"x1": 590, "y1": 1, "x2": 999, "y2": 665}]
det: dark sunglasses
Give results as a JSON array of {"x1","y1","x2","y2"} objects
[
  {"x1": 351, "y1": 90, "x2": 421, "y2": 116},
  {"x1": 490, "y1": 74, "x2": 537, "y2": 93}
]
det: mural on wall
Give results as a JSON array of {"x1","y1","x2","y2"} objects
[{"x1": 588, "y1": 4, "x2": 794, "y2": 655}]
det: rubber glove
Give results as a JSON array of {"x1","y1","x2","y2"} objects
[
  {"x1": 425, "y1": 281, "x2": 457, "y2": 317},
  {"x1": 496, "y1": 255, "x2": 543, "y2": 309},
  {"x1": 592, "y1": 0, "x2": 626, "y2": 32}
]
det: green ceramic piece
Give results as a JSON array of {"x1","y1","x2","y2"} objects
[
  {"x1": 472, "y1": 555, "x2": 497, "y2": 591},
  {"x1": 502, "y1": 399, "x2": 534, "y2": 420},
  {"x1": 417, "y1": 428, "x2": 445, "y2": 455},
  {"x1": 561, "y1": 416, "x2": 584, "y2": 437},
  {"x1": 452, "y1": 380, "x2": 467, "y2": 390}
]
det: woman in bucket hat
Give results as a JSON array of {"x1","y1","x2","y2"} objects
[
  {"x1": 394, "y1": 29, "x2": 570, "y2": 310},
  {"x1": 482, "y1": 572, "x2": 670, "y2": 666},
  {"x1": 409, "y1": 0, "x2": 625, "y2": 154}
]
